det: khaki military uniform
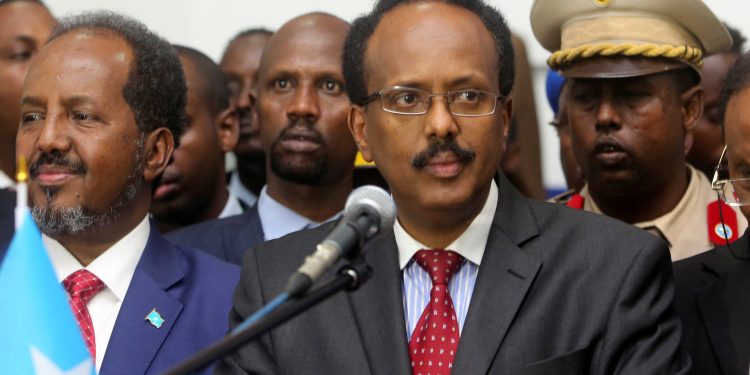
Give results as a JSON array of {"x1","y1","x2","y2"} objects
[{"x1": 578, "y1": 165, "x2": 747, "y2": 261}]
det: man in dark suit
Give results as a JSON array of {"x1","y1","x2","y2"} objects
[
  {"x1": 673, "y1": 51, "x2": 750, "y2": 375},
  {"x1": 15, "y1": 11, "x2": 238, "y2": 374},
  {"x1": 168, "y1": 13, "x2": 357, "y2": 265},
  {"x1": 0, "y1": 188, "x2": 14, "y2": 248},
  {"x1": 216, "y1": 1, "x2": 688, "y2": 374}
]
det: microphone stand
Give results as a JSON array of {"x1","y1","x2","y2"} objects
[{"x1": 162, "y1": 259, "x2": 373, "y2": 375}]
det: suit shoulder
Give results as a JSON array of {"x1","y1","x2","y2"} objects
[
  {"x1": 168, "y1": 209, "x2": 259, "y2": 242},
  {"x1": 531, "y1": 199, "x2": 661, "y2": 242},
  {"x1": 174, "y1": 243, "x2": 240, "y2": 286},
  {"x1": 252, "y1": 222, "x2": 336, "y2": 260},
  {"x1": 673, "y1": 243, "x2": 740, "y2": 289}
]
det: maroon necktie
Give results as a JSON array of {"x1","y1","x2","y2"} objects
[
  {"x1": 409, "y1": 249, "x2": 463, "y2": 375},
  {"x1": 63, "y1": 269, "x2": 105, "y2": 360}
]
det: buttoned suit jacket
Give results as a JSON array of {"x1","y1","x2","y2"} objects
[
  {"x1": 166, "y1": 204, "x2": 263, "y2": 265},
  {"x1": 215, "y1": 176, "x2": 689, "y2": 374},
  {"x1": 0, "y1": 189, "x2": 14, "y2": 249},
  {"x1": 673, "y1": 231, "x2": 750, "y2": 375}
]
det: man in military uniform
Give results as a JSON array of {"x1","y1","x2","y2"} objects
[{"x1": 532, "y1": 0, "x2": 747, "y2": 261}]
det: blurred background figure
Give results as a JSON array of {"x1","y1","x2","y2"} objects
[
  {"x1": 168, "y1": 13, "x2": 356, "y2": 265},
  {"x1": 687, "y1": 22, "x2": 747, "y2": 178},
  {"x1": 221, "y1": 28, "x2": 273, "y2": 207},
  {"x1": 0, "y1": 0, "x2": 55, "y2": 189},
  {"x1": 545, "y1": 68, "x2": 584, "y2": 205},
  {"x1": 150, "y1": 45, "x2": 241, "y2": 233},
  {"x1": 501, "y1": 35, "x2": 545, "y2": 201}
]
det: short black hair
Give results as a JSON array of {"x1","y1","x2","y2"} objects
[
  {"x1": 725, "y1": 22, "x2": 747, "y2": 55},
  {"x1": 342, "y1": 0, "x2": 515, "y2": 106},
  {"x1": 719, "y1": 50, "x2": 750, "y2": 126},
  {"x1": 174, "y1": 45, "x2": 231, "y2": 116},
  {"x1": 48, "y1": 11, "x2": 186, "y2": 146}
]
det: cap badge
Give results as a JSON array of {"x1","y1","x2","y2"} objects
[{"x1": 592, "y1": 0, "x2": 613, "y2": 7}]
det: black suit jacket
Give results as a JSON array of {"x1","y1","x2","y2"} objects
[
  {"x1": 673, "y1": 231, "x2": 750, "y2": 375},
  {"x1": 166, "y1": 204, "x2": 263, "y2": 265},
  {"x1": 216, "y1": 177, "x2": 689, "y2": 374},
  {"x1": 0, "y1": 189, "x2": 15, "y2": 249}
]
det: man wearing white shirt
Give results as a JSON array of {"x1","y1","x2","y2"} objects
[
  {"x1": 216, "y1": 1, "x2": 689, "y2": 374},
  {"x1": 221, "y1": 28, "x2": 274, "y2": 208},
  {"x1": 14, "y1": 11, "x2": 238, "y2": 375},
  {"x1": 168, "y1": 13, "x2": 356, "y2": 264}
]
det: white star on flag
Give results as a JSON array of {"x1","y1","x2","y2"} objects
[{"x1": 31, "y1": 347, "x2": 93, "y2": 375}]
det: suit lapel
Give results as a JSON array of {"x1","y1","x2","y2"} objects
[
  {"x1": 452, "y1": 175, "x2": 542, "y2": 374},
  {"x1": 696, "y1": 234, "x2": 750, "y2": 374},
  {"x1": 100, "y1": 223, "x2": 185, "y2": 374},
  {"x1": 347, "y1": 231, "x2": 412, "y2": 375}
]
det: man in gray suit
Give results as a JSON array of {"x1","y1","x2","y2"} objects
[{"x1": 216, "y1": 0, "x2": 688, "y2": 373}]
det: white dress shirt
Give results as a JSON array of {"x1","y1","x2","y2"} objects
[
  {"x1": 256, "y1": 185, "x2": 340, "y2": 241},
  {"x1": 45, "y1": 215, "x2": 150, "y2": 372},
  {"x1": 228, "y1": 170, "x2": 258, "y2": 207},
  {"x1": 396, "y1": 180, "x2": 498, "y2": 338},
  {"x1": 219, "y1": 190, "x2": 245, "y2": 218}
]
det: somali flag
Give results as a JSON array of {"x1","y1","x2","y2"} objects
[{"x1": 0, "y1": 212, "x2": 95, "y2": 374}]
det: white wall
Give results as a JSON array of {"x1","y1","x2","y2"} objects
[{"x1": 44, "y1": 0, "x2": 750, "y2": 192}]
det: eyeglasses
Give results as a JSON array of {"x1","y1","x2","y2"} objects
[
  {"x1": 712, "y1": 144, "x2": 750, "y2": 206},
  {"x1": 363, "y1": 86, "x2": 504, "y2": 117}
]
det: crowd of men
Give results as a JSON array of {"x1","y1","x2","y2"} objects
[{"x1": 2, "y1": 0, "x2": 750, "y2": 373}]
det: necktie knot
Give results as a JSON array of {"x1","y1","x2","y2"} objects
[
  {"x1": 63, "y1": 269, "x2": 105, "y2": 303},
  {"x1": 414, "y1": 249, "x2": 463, "y2": 286}
]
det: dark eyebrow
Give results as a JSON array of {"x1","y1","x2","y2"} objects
[
  {"x1": 20, "y1": 96, "x2": 45, "y2": 107},
  {"x1": 12, "y1": 35, "x2": 38, "y2": 47},
  {"x1": 61, "y1": 95, "x2": 96, "y2": 107}
]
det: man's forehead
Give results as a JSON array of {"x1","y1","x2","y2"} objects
[
  {"x1": 0, "y1": 2, "x2": 53, "y2": 40},
  {"x1": 43, "y1": 30, "x2": 133, "y2": 64},
  {"x1": 365, "y1": 2, "x2": 497, "y2": 88},
  {"x1": 25, "y1": 31, "x2": 133, "y2": 94},
  {"x1": 260, "y1": 24, "x2": 347, "y2": 77}
]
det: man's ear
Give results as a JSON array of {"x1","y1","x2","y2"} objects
[
  {"x1": 216, "y1": 106, "x2": 240, "y2": 153},
  {"x1": 348, "y1": 105, "x2": 373, "y2": 162},
  {"x1": 142, "y1": 128, "x2": 173, "y2": 183},
  {"x1": 682, "y1": 85, "x2": 704, "y2": 131},
  {"x1": 500, "y1": 98, "x2": 513, "y2": 143}
]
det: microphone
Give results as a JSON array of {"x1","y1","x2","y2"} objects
[{"x1": 284, "y1": 185, "x2": 396, "y2": 297}]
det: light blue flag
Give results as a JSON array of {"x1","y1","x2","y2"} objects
[{"x1": 0, "y1": 212, "x2": 95, "y2": 374}]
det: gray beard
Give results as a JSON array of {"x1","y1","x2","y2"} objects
[{"x1": 32, "y1": 136, "x2": 144, "y2": 236}]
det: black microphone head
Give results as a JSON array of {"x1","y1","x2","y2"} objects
[{"x1": 345, "y1": 185, "x2": 396, "y2": 233}]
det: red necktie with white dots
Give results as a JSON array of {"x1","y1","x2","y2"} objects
[
  {"x1": 409, "y1": 249, "x2": 463, "y2": 375},
  {"x1": 63, "y1": 269, "x2": 105, "y2": 360}
]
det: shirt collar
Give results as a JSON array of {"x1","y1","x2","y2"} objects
[
  {"x1": 395, "y1": 179, "x2": 498, "y2": 269},
  {"x1": 45, "y1": 215, "x2": 151, "y2": 302},
  {"x1": 257, "y1": 185, "x2": 340, "y2": 241},
  {"x1": 219, "y1": 189, "x2": 244, "y2": 218},
  {"x1": 229, "y1": 170, "x2": 258, "y2": 207},
  {"x1": 581, "y1": 164, "x2": 705, "y2": 248},
  {"x1": 0, "y1": 170, "x2": 14, "y2": 190}
]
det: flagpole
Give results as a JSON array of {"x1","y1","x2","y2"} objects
[{"x1": 15, "y1": 155, "x2": 28, "y2": 230}]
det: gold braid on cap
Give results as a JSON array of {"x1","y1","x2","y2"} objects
[{"x1": 548, "y1": 43, "x2": 703, "y2": 69}]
